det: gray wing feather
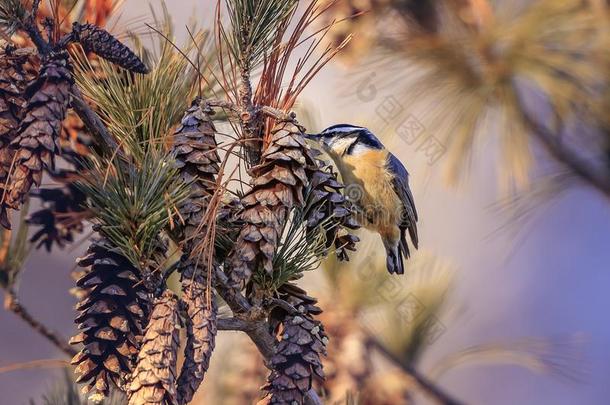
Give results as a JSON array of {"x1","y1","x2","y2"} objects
[{"x1": 388, "y1": 154, "x2": 419, "y2": 249}]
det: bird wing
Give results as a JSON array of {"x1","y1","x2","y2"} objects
[{"x1": 388, "y1": 154, "x2": 419, "y2": 249}]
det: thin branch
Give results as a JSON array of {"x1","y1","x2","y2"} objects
[
  {"x1": 3, "y1": 290, "x2": 76, "y2": 357},
  {"x1": 516, "y1": 97, "x2": 610, "y2": 199},
  {"x1": 260, "y1": 106, "x2": 296, "y2": 122},
  {"x1": 70, "y1": 86, "x2": 122, "y2": 156},
  {"x1": 213, "y1": 267, "x2": 277, "y2": 359},
  {"x1": 213, "y1": 266, "x2": 252, "y2": 314},
  {"x1": 206, "y1": 98, "x2": 239, "y2": 113},
  {"x1": 217, "y1": 317, "x2": 252, "y2": 331},
  {"x1": 16, "y1": 0, "x2": 51, "y2": 55},
  {"x1": 216, "y1": 314, "x2": 321, "y2": 404},
  {"x1": 266, "y1": 297, "x2": 299, "y2": 315},
  {"x1": 0, "y1": 358, "x2": 69, "y2": 374},
  {"x1": 367, "y1": 336, "x2": 466, "y2": 405}
]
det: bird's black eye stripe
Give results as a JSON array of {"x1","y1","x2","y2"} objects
[
  {"x1": 356, "y1": 130, "x2": 383, "y2": 150},
  {"x1": 346, "y1": 140, "x2": 358, "y2": 155},
  {"x1": 323, "y1": 130, "x2": 357, "y2": 139}
]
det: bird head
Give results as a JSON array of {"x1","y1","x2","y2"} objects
[{"x1": 306, "y1": 124, "x2": 383, "y2": 156}]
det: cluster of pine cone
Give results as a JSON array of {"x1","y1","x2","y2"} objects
[{"x1": 1, "y1": 4, "x2": 363, "y2": 402}]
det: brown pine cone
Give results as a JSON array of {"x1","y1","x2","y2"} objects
[
  {"x1": 0, "y1": 46, "x2": 33, "y2": 229},
  {"x1": 263, "y1": 283, "x2": 327, "y2": 404},
  {"x1": 171, "y1": 99, "x2": 221, "y2": 403},
  {"x1": 176, "y1": 256, "x2": 217, "y2": 405},
  {"x1": 4, "y1": 52, "x2": 73, "y2": 220},
  {"x1": 227, "y1": 119, "x2": 316, "y2": 287},
  {"x1": 172, "y1": 99, "x2": 220, "y2": 240},
  {"x1": 128, "y1": 290, "x2": 181, "y2": 405},
  {"x1": 305, "y1": 152, "x2": 360, "y2": 261},
  {"x1": 71, "y1": 238, "x2": 152, "y2": 402},
  {"x1": 71, "y1": 22, "x2": 149, "y2": 74}
]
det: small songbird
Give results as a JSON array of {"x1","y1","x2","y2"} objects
[{"x1": 307, "y1": 124, "x2": 418, "y2": 274}]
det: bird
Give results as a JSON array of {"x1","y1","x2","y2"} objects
[{"x1": 306, "y1": 124, "x2": 418, "y2": 274}]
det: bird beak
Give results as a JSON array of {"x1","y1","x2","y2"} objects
[{"x1": 304, "y1": 133, "x2": 322, "y2": 141}]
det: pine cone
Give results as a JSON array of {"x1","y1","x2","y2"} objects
[
  {"x1": 227, "y1": 119, "x2": 316, "y2": 287},
  {"x1": 128, "y1": 290, "x2": 181, "y2": 405},
  {"x1": 172, "y1": 99, "x2": 220, "y2": 240},
  {"x1": 176, "y1": 256, "x2": 217, "y2": 405},
  {"x1": 72, "y1": 22, "x2": 149, "y2": 74},
  {"x1": 305, "y1": 153, "x2": 360, "y2": 261},
  {"x1": 4, "y1": 53, "x2": 73, "y2": 220},
  {"x1": 27, "y1": 169, "x2": 87, "y2": 251},
  {"x1": 71, "y1": 238, "x2": 152, "y2": 402},
  {"x1": 0, "y1": 47, "x2": 32, "y2": 229},
  {"x1": 172, "y1": 99, "x2": 221, "y2": 403},
  {"x1": 263, "y1": 283, "x2": 327, "y2": 404}
]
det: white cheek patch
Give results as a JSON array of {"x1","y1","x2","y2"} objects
[
  {"x1": 349, "y1": 143, "x2": 369, "y2": 156},
  {"x1": 329, "y1": 137, "x2": 356, "y2": 154}
]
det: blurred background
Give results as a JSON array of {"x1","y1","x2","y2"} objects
[{"x1": 2, "y1": 0, "x2": 610, "y2": 404}]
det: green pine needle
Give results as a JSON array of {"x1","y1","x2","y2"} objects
[
  {"x1": 31, "y1": 369, "x2": 126, "y2": 405},
  {"x1": 73, "y1": 10, "x2": 216, "y2": 161},
  {"x1": 77, "y1": 153, "x2": 189, "y2": 269},
  {"x1": 0, "y1": 0, "x2": 26, "y2": 35},
  {"x1": 223, "y1": 0, "x2": 297, "y2": 69},
  {"x1": 0, "y1": 202, "x2": 30, "y2": 290},
  {"x1": 253, "y1": 206, "x2": 331, "y2": 291}
]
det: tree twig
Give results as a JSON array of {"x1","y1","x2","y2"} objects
[
  {"x1": 217, "y1": 317, "x2": 252, "y2": 331},
  {"x1": 366, "y1": 336, "x2": 466, "y2": 405},
  {"x1": 3, "y1": 290, "x2": 76, "y2": 357},
  {"x1": 515, "y1": 90, "x2": 610, "y2": 199},
  {"x1": 18, "y1": 0, "x2": 51, "y2": 55},
  {"x1": 214, "y1": 268, "x2": 321, "y2": 402},
  {"x1": 213, "y1": 266, "x2": 252, "y2": 314},
  {"x1": 0, "y1": 359, "x2": 69, "y2": 374},
  {"x1": 70, "y1": 86, "x2": 123, "y2": 156}
]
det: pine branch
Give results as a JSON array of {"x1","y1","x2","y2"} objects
[
  {"x1": 223, "y1": 0, "x2": 298, "y2": 165},
  {"x1": 3, "y1": 289, "x2": 76, "y2": 357},
  {"x1": 516, "y1": 97, "x2": 610, "y2": 199},
  {"x1": 367, "y1": 336, "x2": 465, "y2": 405},
  {"x1": 70, "y1": 86, "x2": 122, "y2": 156},
  {"x1": 0, "y1": 0, "x2": 26, "y2": 34},
  {"x1": 214, "y1": 316, "x2": 323, "y2": 405},
  {"x1": 224, "y1": 0, "x2": 297, "y2": 69},
  {"x1": 0, "y1": 359, "x2": 69, "y2": 374},
  {"x1": 216, "y1": 317, "x2": 252, "y2": 331}
]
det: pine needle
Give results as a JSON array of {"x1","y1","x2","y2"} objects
[
  {"x1": 72, "y1": 7, "x2": 216, "y2": 161},
  {"x1": 363, "y1": 0, "x2": 605, "y2": 189},
  {"x1": 76, "y1": 152, "x2": 189, "y2": 268},
  {"x1": 0, "y1": 0, "x2": 26, "y2": 34},
  {"x1": 224, "y1": 0, "x2": 298, "y2": 69},
  {"x1": 0, "y1": 201, "x2": 31, "y2": 290},
  {"x1": 428, "y1": 335, "x2": 586, "y2": 382}
]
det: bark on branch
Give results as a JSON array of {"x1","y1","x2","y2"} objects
[
  {"x1": 70, "y1": 86, "x2": 122, "y2": 155},
  {"x1": 213, "y1": 270, "x2": 322, "y2": 403},
  {"x1": 367, "y1": 336, "x2": 466, "y2": 405},
  {"x1": 515, "y1": 89, "x2": 610, "y2": 200},
  {"x1": 3, "y1": 290, "x2": 76, "y2": 357}
]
